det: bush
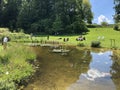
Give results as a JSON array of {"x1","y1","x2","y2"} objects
[
  {"x1": 87, "y1": 24, "x2": 96, "y2": 28},
  {"x1": 91, "y1": 41, "x2": 101, "y2": 47},
  {"x1": 0, "y1": 55, "x2": 10, "y2": 65},
  {"x1": 77, "y1": 43, "x2": 85, "y2": 47},
  {"x1": 87, "y1": 24, "x2": 103, "y2": 28},
  {"x1": 114, "y1": 24, "x2": 119, "y2": 30}
]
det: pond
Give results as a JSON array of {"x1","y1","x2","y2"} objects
[{"x1": 24, "y1": 47, "x2": 120, "y2": 90}]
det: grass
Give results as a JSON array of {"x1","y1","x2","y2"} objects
[
  {"x1": 0, "y1": 43, "x2": 36, "y2": 89},
  {"x1": 86, "y1": 28, "x2": 120, "y2": 48},
  {"x1": 0, "y1": 27, "x2": 120, "y2": 89},
  {"x1": 0, "y1": 45, "x2": 3, "y2": 51},
  {"x1": 28, "y1": 27, "x2": 120, "y2": 49},
  {"x1": 1, "y1": 27, "x2": 120, "y2": 49}
]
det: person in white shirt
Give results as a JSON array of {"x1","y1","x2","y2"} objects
[{"x1": 3, "y1": 36, "x2": 8, "y2": 49}]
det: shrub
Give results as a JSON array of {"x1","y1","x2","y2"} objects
[
  {"x1": 77, "y1": 43, "x2": 85, "y2": 47},
  {"x1": 87, "y1": 24, "x2": 96, "y2": 28},
  {"x1": 0, "y1": 55, "x2": 10, "y2": 65},
  {"x1": 101, "y1": 21, "x2": 108, "y2": 26},
  {"x1": 91, "y1": 41, "x2": 101, "y2": 47},
  {"x1": 114, "y1": 24, "x2": 119, "y2": 30}
]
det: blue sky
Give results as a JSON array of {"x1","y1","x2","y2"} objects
[{"x1": 90, "y1": 0, "x2": 115, "y2": 24}]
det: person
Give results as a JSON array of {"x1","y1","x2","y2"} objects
[
  {"x1": 30, "y1": 33, "x2": 33, "y2": 40},
  {"x1": 47, "y1": 35, "x2": 49, "y2": 40},
  {"x1": 3, "y1": 36, "x2": 8, "y2": 49}
]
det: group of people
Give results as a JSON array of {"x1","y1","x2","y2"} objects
[{"x1": 76, "y1": 35, "x2": 86, "y2": 41}]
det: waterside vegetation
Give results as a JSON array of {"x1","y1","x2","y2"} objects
[
  {"x1": 0, "y1": 41, "x2": 36, "y2": 89},
  {"x1": 0, "y1": 27, "x2": 120, "y2": 89}
]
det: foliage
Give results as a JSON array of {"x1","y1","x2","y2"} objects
[
  {"x1": 91, "y1": 41, "x2": 101, "y2": 48},
  {"x1": 0, "y1": 0, "x2": 93, "y2": 34},
  {"x1": 114, "y1": 0, "x2": 120, "y2": 23},
  {"x1": 72, "y1": 20, "x2": 88, "y2": 33},
  {"x1": 113, "y1": 24, "x2": 119, "y2": 30},
  {"x1": 82, "y1": 0, "x2": 93, "y2": 24},
  {"x1": 87, "y1": 24, "x2": 97, "y2": 28},
  {"x1": 0, "y1": 55, "x2": 10, "y2": 65},
  {"x1": 0, "y1": 43, "x2": 36, "y2": 89},
  {"x1": 0, "y1": 0, "x2": 21, "y2": 30},
  {"x1": 86, "y1": 24, "x2": 104, "y2": 28},
  {"x1": 0, "y1": 79, "x2": 16, "y2": 90},
  {"x1": 101, "y1": 21, "x2": 108, "y2": 26},
  {"x1": 52, "y1": 15, "x2": 63, "y2": 35}
]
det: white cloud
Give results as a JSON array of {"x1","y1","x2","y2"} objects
[{"x1": 97, "y1": 15, "x2": 111, "y2": 24}]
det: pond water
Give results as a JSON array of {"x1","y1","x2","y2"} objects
[{"x1": 24, "y1": 47, "x2": 120, "y2": 90}]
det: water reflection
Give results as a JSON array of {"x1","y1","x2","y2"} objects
[
  {"x1": 68, "y1": 51, "x2": 116, "y2": 90},
  {"x1": 111, "y1": 51, "x2": 120, "y2": 90},
  {"x1": 24, "y1": 47, "x2": 120, "y2": 90},
  {"x1": 24, "y1": 47, "x2": 91, "y2": 90}
]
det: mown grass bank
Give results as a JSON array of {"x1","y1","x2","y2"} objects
[
  {"x1": 1, "y1": 27, "x2": 120, "y2": 49},
  {"x1": 30, "y1": 27, "x2": 120, "y2": 49},
  {"x1": 0, "y1": 43, "x2": 36, "y2": 89},
  {"x1": 86, "y1": 28, "x2": 120, "y2": 49}
]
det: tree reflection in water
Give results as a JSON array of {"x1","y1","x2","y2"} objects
[
  {"x1": 68, "y1": 50, "x2": 116, "y2": 90},
  {"x1": 111, "y1": 51, "x2": 120, "y2": 90},
  {"x1": 24, "y1": 47, "x2": 92, "y2": 90},
  {"x1": 24, "y1": 47, "x2": 120, "y2": 90}
]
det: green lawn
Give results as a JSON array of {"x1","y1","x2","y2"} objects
[
  {"x1": 1, "y1": 27, "x2": 119, "y2": 49},
  {"x1": 0, "y1": 27, "x2": 120, "y2": 89},
  {"x1": 86, "y1": 28, "x2": 120, "y2": 48},
  {"x1": 32, "y1": 28, "x2": 120, "y2": 49}
]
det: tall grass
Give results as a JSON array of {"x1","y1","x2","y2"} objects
[{"x1": 0, "y1": 43, "x2": 36, "y2": 89}]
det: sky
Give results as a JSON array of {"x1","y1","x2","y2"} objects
[{"x1": 89, "y1": 0, "x2": 115, "y2": 24}]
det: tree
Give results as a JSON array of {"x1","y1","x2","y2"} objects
[
  {"x1": 0, "y1": 0, "x2": 2, "y2": 26},
  {"x1": 82, "y1": 0, "x2": 93, "y2": 24},
  {"x1": 17, "y1": 0, "x2": 35, "y2": 32},
  {"x1": 101, "y1": 21, "x2": 108, "y2": 26},
  {"x1": 0, "y1": 0, "x2": 93, "y2": 34},
  {"x1": 114, "y1": 0, "x2": 120, "y2": 23},
  {"x1": 52, "y1": 15, "x2": 63, "y2": 34},
  {"x1": 0, "y1": 0, "x2": 21, "y2": 30}
]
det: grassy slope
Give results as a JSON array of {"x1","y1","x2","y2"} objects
[
  {"x1": 0, "y1": 27, "x2": 119, "y2": 49},
  {"x1": 43, "y1": 28, "x2": 120, "y2": 48},
  {"x1": 86, "y1": 28, "x2": 120, "y2": 48}
]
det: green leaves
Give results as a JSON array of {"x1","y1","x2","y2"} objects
[
  {"x1": 114, "y1": 0, "x2": 120, "y2": 23},
  {"x1": 0, "y1": 44, "x2": 36, "y2": 89},
  {"x1": 0, "y1": 0, "x2": 93, "y2": 34}
]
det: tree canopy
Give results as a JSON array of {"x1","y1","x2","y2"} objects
[
  {"x1": 114, "y1": 0, "x2": 120, "y2": 23},
  {"x1": 0, "y1": 0, "x2": 93, "y2": 34}
]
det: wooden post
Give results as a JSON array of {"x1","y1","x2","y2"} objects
[
  {"x1": 113, "y1": 39, "x2": 116, "y2": 47},
  {"x1": 110, "y1": 39, "x2": 112, "y2": 47},
  {"x1": 110, "y1": 39, "x2": 116, "y2": 48}
]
